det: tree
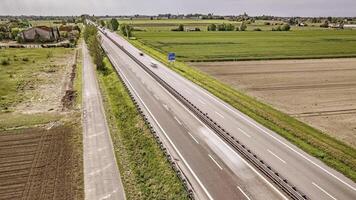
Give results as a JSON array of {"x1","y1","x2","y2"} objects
[
  {"x1": 225, "y1": 24, "x2": 235, "y2": 31},
  {"x1": 207, "y1": 24, "x2": 217, "y2": 31},
  {"x1": 239, "y1": 22, "x2": 247, "y2": 31},
  {"x1": 281, "y1": 24, "x2": 291, "y2": 31},
  {"x1": 320, "y1": 21, "x2": 329, "y2": 28},
  {"x1": 120, "y1": 24, "x2": 133, "y2": 37},
  {"x1": 10, "y1": 28, "x2": 20, "y2": 40},
  {"x1": 177, "y1": 24, "x2": 184, "y2": 31},
  {"x1": 83, "y1": 25, "x2": 105, "y2": 70},
  {"x1": 171, "y1": 24, "x2": 184, "y2": 31},
  {"x1": 110, "y1": 18, "x2": 119, "y2": 31},
  {"x1": 100, "y1": 20, "x2": 106, "y2": 27},
  {"x1": 217, "y1": 24, "x2": 226, "y2": 31}
]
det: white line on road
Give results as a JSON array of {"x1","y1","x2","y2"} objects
[
  {"x1": 108, "y1": 55, "x2": 214, "y2": 200},
  {"x1": 188, "y1": 132, "x2": 199, "y2": 144},
  {"x1": 194, "y1": 84, "x2": 356, "y2": 191},
  {"x1": 174, "y1": 116, "x2": 182, "y2": 125},
  {"x1": 198, "y1": 99, "x2": 206, "y2": 105},
  {"x1": 312, "y1": 182, "x2": 337, "y2": 200},
  {"x1": 237, "y1": 186, "x2": 252, "y2": 200},
  {"x1": 114, "y1": 50, "x2": 288, "y2": 198},
  {"x1": 267, "y1": 149, "x2": 286, "y2": 164},
  {"x1": 105, "y1": 39, "x2": 287, "y2": 199},
  {"x1": 215, "y1": 111, "x2": 225, "y2": 118},
  {"x1": 162, "y1": 104, "x2": 169, "y2": 111},
  {"x1": 208, "y1": 154, "x2": 223, "y2": 170},
  {"x1": 238, "y1": 128, "x2": 251, "y2": 138}
]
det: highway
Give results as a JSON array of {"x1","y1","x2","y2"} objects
[{"x1": 99, "y1": 27, "x2": 356, "y2": 200}]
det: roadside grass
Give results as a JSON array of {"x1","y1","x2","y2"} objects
[
  {"x1": 133, "y1": 30, "x2": 356, "y2": 61},
  {"x1": 74, "y1": 40, "x2": 83, "y2": 108},
  {"x1": 0, "y1": 112, "x2": 62, "y2": 130},
  {"x1": 97, "y1": 57, "x2": 188, "y2": 199},
  {"x1": 129, "y1": 39, "x2": 356, "y2": 182},
  {"x1": 0, "y1": 48, "x2": 74, "y2": 112}
]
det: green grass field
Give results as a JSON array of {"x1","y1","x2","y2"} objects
[
  {"x1": 0, "y1": 48, "x2": 74, "y2": 112},
  {"x1": 118, "y1": 19, "x2": 323, "y2": 32},
  {"x1": 133, "y1": 30, "x2": 356, "y2": 61}
]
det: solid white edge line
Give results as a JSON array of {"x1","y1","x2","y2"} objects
[
  {"x1": 128, "y1": 33, "x2": 356, "y2": 191},
  {"x1": 215, "y1": 111, "x2": 225, "y2": 119},
  {"x1": 192, "y1": 81, "x2": 356, "y2": 192},
  {"x1": 267, "y1": 149, "x2": 286, "y2": 164},
  {"x1": 188, "y1": 132, "x2": 200, "y2": 144},
  {"x1": 237, "y1": 186, "x2": 252, "y2": 200},
  {"x1": 208, "y1": 154, "x2": 223, "y2": 170},
  {"x1": 106, "y1": 52, "x2": 214, "y2": 200},
  {"x1": 312, "y1": 182, "x2": 337, "y2": 200},
  {"x1": 104, "y1": 35, "x2": 288, "y2": 200},
  {"x1": 238, "y1": 128, "x2": 251, "y2": 138}
]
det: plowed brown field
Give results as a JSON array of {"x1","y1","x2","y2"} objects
[
  {"x1": 0, "y1": 125, "x2": 82, "y2": 200},
  {"x1": 192, "y1": 58, "x2": 356, "y2": 148}
]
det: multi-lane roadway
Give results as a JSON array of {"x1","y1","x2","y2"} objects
[{"x1": 98, "y1": 27, "x2": 356, "y2": 200}]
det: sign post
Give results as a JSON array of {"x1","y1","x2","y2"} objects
[{"x1": 168, "y1": 52, "x2": 176, "y2": 63}]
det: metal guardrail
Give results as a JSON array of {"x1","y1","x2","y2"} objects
[{"x1": 100, "y1": 29, "x2": 309, "y2": 200}]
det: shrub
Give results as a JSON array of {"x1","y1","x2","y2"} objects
[
  {"x1": 1, "y1": 59, "x2": 10, "y2": 66},
  {"x1": 110, "y1": 18, "x2": 119, "y2": 31},
  {"x1": 235, "y1": 27, "x2": 240, "y2": 31},
  {"x1": 22, "y1": 57, "x2": 29, "y2": 62},
  {"x1": 171, "y1": 24, "x2": 184, "y2": 31},
  {"x1": 207, "y1": 24, "x2": 217, "y2": 31},
  {"x1": 254, "y1": 28, "x2": 262, "y2": 31},
  {"x1": 281, "y1": 24, "x2": 291, "y2": 31},
  {"x1": 239, "y1": 22, "x2": 247, "y2": 31}
]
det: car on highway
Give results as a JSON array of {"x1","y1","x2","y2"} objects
[{"x1": 150, "y1": 61, "x2": 158, "y2": 68}]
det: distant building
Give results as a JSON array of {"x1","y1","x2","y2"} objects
[
  {"x1": 343, "y1": 24, "x2": 356, "y2": 29},
  {"x1": 328, "y1": 23, "x2": 343, "y2": 29},
  {"x1": 18, "y1": 26, "x2": 60, "y2": 43}
]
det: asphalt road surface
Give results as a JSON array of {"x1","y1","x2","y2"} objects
[
  {"x1": 82, "y1": 42, "x2": 126, "y2": 200},
  {"x1": 100, "y1": 28, "x2": 356, "y2": 200}
]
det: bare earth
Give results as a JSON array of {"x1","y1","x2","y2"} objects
[{"x1": 192, "y1": 58, "x2": 356, "y2": 148}]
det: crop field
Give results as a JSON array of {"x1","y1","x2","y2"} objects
[
  {"x1": 192, "y1": 58, "x2": 356, "y2": 148},
  {"x1": 0, "y1": 124, "x2": 82, "y2": 200},
  {"x1": 118, "y1": 19, "x2": 322, "y2": 32},
  {"x1": 133, "y1": 30, "x2": 356, "y2": 61},
  {"x1": 0, "y1": 47, "x2": 83, "y2": 199}
]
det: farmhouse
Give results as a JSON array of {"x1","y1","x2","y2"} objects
[{"x1": 18, "y1": 26, "x2": 60, "y2": 43}]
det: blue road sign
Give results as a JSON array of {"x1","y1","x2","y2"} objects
[{"x1": 168, "y1": 52, "x2": 176, "y2": 61}]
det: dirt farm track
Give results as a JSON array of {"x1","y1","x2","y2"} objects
[
  {"x1": 0, "y1": 126, "x2": 82, "y2": 200},
  {"x1": 192, "y1": 58, "x2": 356, "y2": 148}
]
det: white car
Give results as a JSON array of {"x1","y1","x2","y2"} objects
[{"x1": 150, "y1": 61, "x2": 158, "y2": 67}]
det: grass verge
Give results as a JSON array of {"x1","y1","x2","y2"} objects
[
  {"x1": 129, "y1": 39, "x2": 356, "y2": 182},
  {"x1": 97, "y1": 57, "x2": 189, "y2": 199}
]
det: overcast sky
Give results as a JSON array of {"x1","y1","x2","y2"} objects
[{"x1": 0, "y1": 0, "x2": 355, "y2": 17}]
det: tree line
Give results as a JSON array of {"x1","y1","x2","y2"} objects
[{"x1": 83, "y1": 24, "x2": 105, "y2": 71}]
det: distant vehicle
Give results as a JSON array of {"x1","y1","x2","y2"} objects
[
  {"x1": 139, "y1": 52, "x2": 144, "y2": 56},
  {"x1": 150, "y1": 61, "x2": 158, "y2": 67}
]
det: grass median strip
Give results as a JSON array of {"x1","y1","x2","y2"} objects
[
  {"x1": 129, "y1": 38, "x2": 356, "y2": 182},
  {"x1": 97, "y1": 57, "x2": 189, "y2": 199}
]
